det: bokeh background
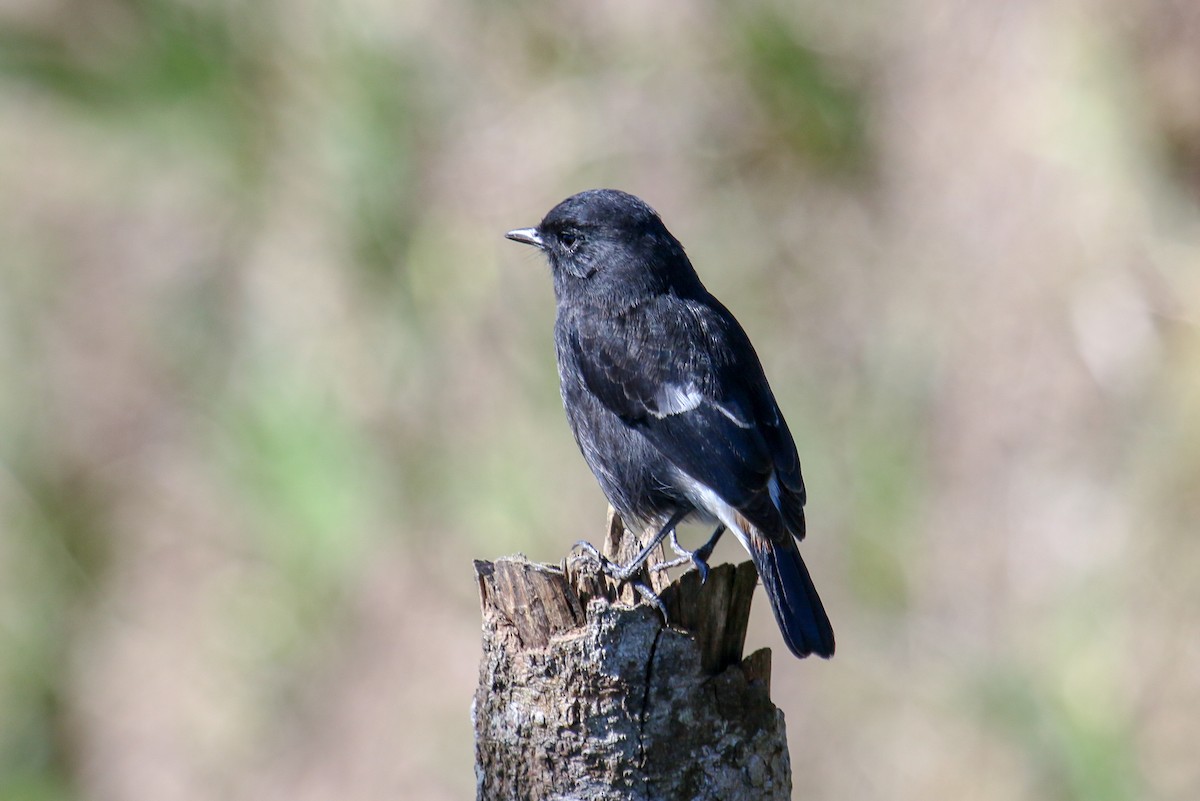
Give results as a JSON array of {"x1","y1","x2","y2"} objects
[{"x1": 2, "y1": 1, "x2": 1199, "y2": 799}]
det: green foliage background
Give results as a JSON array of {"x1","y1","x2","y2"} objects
[{"x1": 2, "y1": 1, "x2": 1198, "y2": 799}]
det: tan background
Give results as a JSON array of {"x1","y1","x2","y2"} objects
[{"x1": 2, "y1": 1, "x2": 1199, "y2": 799}]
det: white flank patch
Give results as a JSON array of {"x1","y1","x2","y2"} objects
[{"x1": 675, "y1": 472, "x2": 751, "y2": 551}]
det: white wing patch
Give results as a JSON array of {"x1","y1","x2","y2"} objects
[
  {"x1": 651, "y1": 381, "x2": 752, "y2": 429},
  {"x1": 714, "y1": 399, "x2": 753, "y2": 429},
  {"x1": 654, "y1": 383, "x2": 703, "y2": 416}
]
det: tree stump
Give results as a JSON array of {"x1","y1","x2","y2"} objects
[{"x1": 472, "y1": 515, "x2": 792, "y2": 800}]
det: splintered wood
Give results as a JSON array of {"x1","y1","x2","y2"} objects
[{"x1": 472, "y1": 549, "x2": 791, "y2": 801}]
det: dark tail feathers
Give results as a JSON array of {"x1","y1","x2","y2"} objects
[{"x1": 747, "y1": 530, "x2": 835, "y2": 659}]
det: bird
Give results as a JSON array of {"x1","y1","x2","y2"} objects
[{"x1": 505, "y1": 189, "x2": 834, "y2": 659}]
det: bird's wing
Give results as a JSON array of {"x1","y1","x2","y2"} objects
[{"x1": 568, "y1": 295, "x2": 806, "y2": 536}]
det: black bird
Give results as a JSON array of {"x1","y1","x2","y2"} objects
[{"x1": 506, "y1": 189, "x2": 834, "y2": 659}]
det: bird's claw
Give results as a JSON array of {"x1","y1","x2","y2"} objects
[
  {"x1": 572, "y1": 541, "x2": 669, "y2": 621},
  {"x1": 691, "y1": 540, "x2": 718, "y2": 583},
  {"x1": 572, "y1": 539, "x2": 604, "y2": 564},
  {"x1": 657, "y1": 530, "x2": 714, "y2": 583},
  {"x1": 631, "y1": 581, "x2": 669, "y2": 621},
  {"x1": 570, "y1": 540, "x2": 640, "y2": 582}
]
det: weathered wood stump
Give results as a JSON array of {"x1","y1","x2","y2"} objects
[{"x1": 472, "y1": 515, "x2": 792, "y2": 800}]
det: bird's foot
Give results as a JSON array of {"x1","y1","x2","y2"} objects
[
  {"x1": 571, "y1": 540, "x2": 670, "y2": 620},
  {"x1": 571, "y1": 538, "x2": 605, "y2": 567},
  {"x1": 629, "y1": 581, "x2": 669, "y2": 620},
  {"x1": 649, "y1": 530, "x2": 715, "y2": 583},
  {"x1": 571, "y1": 539, "x2": 642, "y2": 582}
]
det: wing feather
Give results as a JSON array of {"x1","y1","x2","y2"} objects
[{"x1": 569, "y1": 294, "x2": 806, "y2": 537}]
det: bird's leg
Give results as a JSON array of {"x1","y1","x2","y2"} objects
[
  {"x1": 571, "y1": 540, "x2": 670, "y2": 619},
  {"x1": 616, "y1": 507, "x2": 691, "y2": 580},
  {"x1": 693, "y1": 523, "x2": 726, "y2": 565},
  {"x1": 650, "y1": 524, "x2": 727, "y2": 583},
  {"x1": 573, "y1": 507, "x2": 690, "y2": 582},
  {"x1": 647, "y1": 530, "x2": 696, "y2": 574},
  {"x1": 573, "y1": 506, "x2": 696, "y2": 594}
]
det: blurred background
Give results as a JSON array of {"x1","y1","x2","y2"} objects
[{"x1": 1, "y1": 0, "x2": 1198, "y2": 799}]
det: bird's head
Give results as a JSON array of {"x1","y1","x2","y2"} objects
[{"x1": 506, "y1": 189, "x2": 703, "y2": 306}]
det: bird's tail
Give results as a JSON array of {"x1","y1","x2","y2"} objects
[{"x1": 744, "y1": 523, "x2": 835, "y2": 659}]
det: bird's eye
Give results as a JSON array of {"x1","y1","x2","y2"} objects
[{"x1": 559, "y1": 229, "x2": 581, "y2": 250}]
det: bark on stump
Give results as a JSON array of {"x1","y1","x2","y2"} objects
[{"x1": 472, "y1": 515, "x2": 792, "y2": 800}]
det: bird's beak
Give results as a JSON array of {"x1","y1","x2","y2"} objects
[{"x1": 505, "y1": 227, "x2": 544, "y2": 249}]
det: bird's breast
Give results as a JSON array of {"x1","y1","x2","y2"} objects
[{"x1": 552, "y1": 322, "x2": 683, "y2": 525}]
